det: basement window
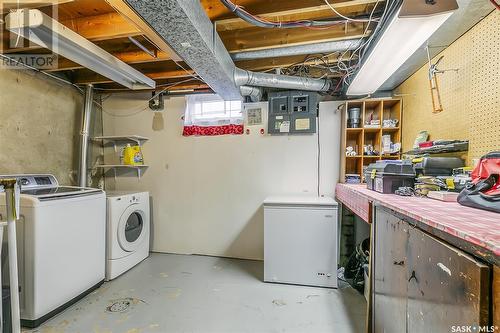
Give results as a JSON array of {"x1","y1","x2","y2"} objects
[{"x1": 183, "y1": 94, "x2": 243, "y2": 136}]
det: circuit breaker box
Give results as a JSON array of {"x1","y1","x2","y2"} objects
[{"x1": 268, "y1": 91, "x2": 318, "y2": 135}]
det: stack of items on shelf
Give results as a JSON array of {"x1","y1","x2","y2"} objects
[
  {"x1": 410, "y1": 139, "x2": 469, "y2": 154},
  {"x1": 381, "y1": 135, "x2": 401, "y2": 155},
  {"x1": 413, "y1": 157, "x2": 467, "y2": 198},
  {"x1": 345, "y1": 174, "x2": 362, "y2": 184},
  {"x1": 406, "y1": 131, "x2": 469, "y2": 155},
  {"x1": 382, "y1": 119, "x2": 398, "y2": 128},
  {"x1": 363, "y1": 144, "x2": 379, "y2": 156},
  {"x1": 364, "y1": 112, "x2": 380, "y2": 129},
  {"x1": 346, "y1": 146, "x2": 358, "y2": 157},
  {"x1": 362, "y1": 156, "x2": 472, "y2": 198}
]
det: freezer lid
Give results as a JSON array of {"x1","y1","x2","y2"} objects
[{"x1": 264, "y1": 195, "x2": 337, "y2": 207}]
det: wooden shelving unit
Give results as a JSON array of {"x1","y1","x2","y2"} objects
[{"x1": 340, "y1": 98, "x2": 402, "y2": 183}]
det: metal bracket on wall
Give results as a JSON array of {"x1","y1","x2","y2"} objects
[{"x1": 426, "y1": 45, "x2": 459, "y2": 114}]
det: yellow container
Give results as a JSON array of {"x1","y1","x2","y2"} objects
[
  {"x1": 123, "y1": 144, "x2": 134, "y2": 165},
  {"x1": 123, "y1": 144, "x2": 144, "y2": 166}
]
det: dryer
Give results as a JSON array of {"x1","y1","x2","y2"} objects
[{"x1": 106, "y1": 191, "x2": 150, "y2": 280}]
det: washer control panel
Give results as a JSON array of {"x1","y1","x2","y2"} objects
[{"x1": 0, "y1": 174, "x2": 58, "y2": 190}]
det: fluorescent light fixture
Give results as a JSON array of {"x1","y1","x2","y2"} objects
[
  {"x1": 346, "y1": 0, "x2": 457, "y2": 96},
  {"x1": 6, "y1": 9, "x2": 156, "y2": 90}
]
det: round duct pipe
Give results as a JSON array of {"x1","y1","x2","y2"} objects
[
  {"x1": 231, "y1": 39, "x2": 363, "y2": 61},
  {"x1": 239, "y1": 86, "x2": 262, "y2": 102},
  {"x1": 234, "y1": 68, "x2": 332, "y2": 92}
]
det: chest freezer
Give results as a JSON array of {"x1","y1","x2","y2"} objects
[{"x1": 264, "y1": 196, "x2": 338, "y2": 288}]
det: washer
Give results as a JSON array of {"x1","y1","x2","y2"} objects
[
  {"x1": 106, "y1": 191, "x2": 150, "y2": 280},
  {"x1": 0, "y1": 174, "x2": 105, "y2": 328}
]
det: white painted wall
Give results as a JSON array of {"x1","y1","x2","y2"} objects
[{"x1": 102, "y1": 93, "x2": 341, "y2": 260}]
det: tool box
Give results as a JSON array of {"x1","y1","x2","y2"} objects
[
  {"x1": 414, "y1": 157, "x2": 464, "y2": 176},
  {"x1": 364, "y1": 160, "x2": 416, "y2": 194}
]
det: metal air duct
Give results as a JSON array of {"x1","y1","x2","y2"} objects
[
  {"x1": 235, "y1": 68, "x2": 331, "y2": 92},
  {"x1": 78, "y1": 84, "x2": 93, "y2": 188},
  {"x1": 231, "y1": 39, "x2": 363, "y2": 61},
  {"x1": 124, "y1": 0, "x2": 333, "y2": 98},
  {"x1": 239, "y1": 86, "x2": 262, "y2": 102}
]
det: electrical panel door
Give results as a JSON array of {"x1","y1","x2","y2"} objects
[{"x1": 268, "y1": 91, "x2": 318, "y2": 135}]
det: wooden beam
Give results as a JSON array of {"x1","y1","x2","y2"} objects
[
  {"x1": 105, "y1": 0, "x2": 181, "y2": 61},
  {"x1": 203, "y1": 0, "x2": 378, "y2": 20},
  {"x1": 0, "y1": 0, "x2": 74, "y2": 14},
  {"x1": 74, "y1": 69, "x2": 194, "y2": 85},
  {"x1": 47, "y1": 50, "x2": 171, "y2": 72},
  {"x1": 62, "y1": 11, "x2": 141, "y2": 41},
  {"x1": 73, "y1": 60, "x2": 194, "y2": 85},
  {"x1": 219, "y1": 24, "x2": 366, "y2": 52},
  {"x1": 94, "y1": 80, "x2": 210, "y2": 92},
  {"x1": 216, "y1": 0, "x2": 379, "y2": 31},
  {"x1": 1, "y1": 11, "x2": 141, "y2": 53},
  {"x1": 55, "y1": 0, "x2": 117, "y2": 20}
]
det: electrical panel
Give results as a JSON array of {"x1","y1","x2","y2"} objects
[{"x1": 268, "y1": 91, "x2": 318, "y2": 135}]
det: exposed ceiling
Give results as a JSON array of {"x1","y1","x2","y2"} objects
[{"x1": 0, "y1": 0, "x2": 380, "y2": 93}]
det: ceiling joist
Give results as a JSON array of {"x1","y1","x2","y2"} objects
[
  {"x1": 73, "y1": 61, "x2": 195, "y2": 85},
  {"x1": 47, "y1": 50, "x2": 170, "y2": 72},
  {"x1": 220, "y1": 24, "x2": 367, "y2": 52},
  {"x1": 1, "y1": 0, "x2": 377, "y2": 89},
  {"x1": 1, "y1": 11, "x2": 141, "y2": 53},
  {"x1": 0, "y1": 0, "x2": 74, "y2": 14},
  {"x1": 215, "y1": 0, "x2": 380, "y2": 31},
  {"x1": 104, "y1": 0, "x2": 181, "y2": 61}
]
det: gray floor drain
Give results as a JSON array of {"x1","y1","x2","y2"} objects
[{"x1": 106, "y1": 298, "x2": 132, "y2": 313}]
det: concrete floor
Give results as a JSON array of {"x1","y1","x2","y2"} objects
[{"x1": 25, "y1": 253, "x2": 366, "y2": 333}]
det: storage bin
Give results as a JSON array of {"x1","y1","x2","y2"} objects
[{"x1": 364, "y1": 160, "x2": 416, "y2": 194}]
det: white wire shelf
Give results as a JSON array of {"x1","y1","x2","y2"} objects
[
  {"x1": 92, "y1": 135, "x2": 149, "y2": 145},
  {"x1": 95, "y1": 165, "x2": 149, "y2": 179}
]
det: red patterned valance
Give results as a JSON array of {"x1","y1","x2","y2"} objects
[{"x1": 183, "y1": 124, "x2": 244, "y2": 136}]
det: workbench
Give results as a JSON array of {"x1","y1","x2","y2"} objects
[{"x1": 335, "y1": 183, "x2": 499, "y2": 332}]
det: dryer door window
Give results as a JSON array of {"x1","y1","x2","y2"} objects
[
  {"x1": 125, "y1": 212, "x2": 143, "y2": 243},
  {"x1": 118, "y1": 206, "x2": 147, "y2": 252}
]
